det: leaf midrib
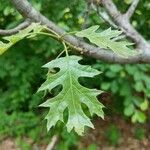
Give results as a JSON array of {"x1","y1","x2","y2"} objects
[{"x1": 67, "y1": 58, "x2": 80, "y2": 126}]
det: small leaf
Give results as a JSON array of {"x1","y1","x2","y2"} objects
[
  {"x1": 124, "y1": 0, "x2": 133, "y2": 4},
  {"x1": 131, "y1": 110, "x2": 146, "y2": 123},
  {"x1": 109, "y1": 65, "x2": 123, "y2": 73},
  {"x1": 140, "y1": 99, "x2": 149, "y2": 111},
  {"x1": 124, "y1": 104, "x2": 135, "y2": 116},
  {"x1": 38, "y1": 55, "x2": 104, "y2": 135},
  {"x1": 101, "y1": 82, "x2": 110, "y2": 90},
  {"x1": 134, "y1": 81, "x2": 144, "y2": 92},
  {"x1": 133, "y1": 97, "x2": 143, "y2": 107},
  {"x1": 76, "y1": 26, "x2": 138, "y2": 57}
]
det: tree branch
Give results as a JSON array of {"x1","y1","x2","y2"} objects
[
  {"x1": 9, "y1": 0, "x2": 150, "y2": 64},
  {"x1": 125, "y1": 0, "x2": 140, "y2": 19},
  {"x1": 0, "y1": 20, "x2": 31, "y2": 36},
  {"x1": 95, "y1": 5, "x2": 118, "y2": 28},
  {"x1": 101, "y1": 0, "x2": 150, "y2": 52},
  {"x1": 82, "y1": 0, "x2": 92, "y2": 29}
]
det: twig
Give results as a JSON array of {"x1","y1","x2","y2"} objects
[
  {"x1": 95, "y1": 5, "x2": 118, "y2": 28},
  {"x1": 101, "y1": 0, "x2": 150, "y2": 51},
  {"x1": 45, "y1": 135, "x2": 58, "y2": 150},
  {"x1": 0, "y1": 19, "x2": 31, "y2": 36},
  {"x1": 82, "y1": 0, "x2": 92, "y2": 29},
  {"x1": 125, "y1": 0, "x2": 140, "y2": 19}
]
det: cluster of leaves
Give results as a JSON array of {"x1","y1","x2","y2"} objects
[
  {"x1": 0, "y1": 46, "x2": 45, "y2": 137},
  {"x1": 0, "y1": 111, "x2": 40, "y2": 137},
  {"x1": 34, "y1": 23, "x2": 138, "y2": 135},
  {"x1": 92, "y1": 62, "x2": 150, "y2": 123},
  {"x1": 0, "y1": 38, "x2": 72, "y2": 147},
  {"x1": 0, "y1": 0, "x2": 87, "y2": 146},
  {"x1": 105, "y1": 125, "x2": 121, "y2": 146},
  {"x1": 0, "y1": 20, "x2": 139, "y2": 136}
]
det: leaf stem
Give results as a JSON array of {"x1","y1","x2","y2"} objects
[
  {"x1": 36, "y1": 30, "x2": 70, "y2": 57},
  {"x1": 44, "y1": 27, "x2": 60, "y2": 37},
  {"x1": 37, "y1": 32, "x2": 58, "y2": 39},
  {"x1": 62, "y1": 41, "x2": 69, "y2": 57},
  {"x1": 56, "y1": 50, "x2": 65, "y2": 58},
  {"x1": 60, "y1": 31, "x2": 77, "y2": 38}
]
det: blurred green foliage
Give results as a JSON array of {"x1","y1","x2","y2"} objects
[
  {"x1": 0, "y1": 0, "x2": 150, "y2": 149},
  {"x1": 87, "y1": 144, "x2": 98, "y2": 150},
  {"x1": 93, "y1": 62, "x2": 150, "y2": 122},
  {"x1": 134, "y1": 127, "x2": 146, "y2": 140},
  {"x1": 105, "y1": 124, "x2": 121, "y2": 146}
]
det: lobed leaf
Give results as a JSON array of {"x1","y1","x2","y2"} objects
[
  {"x1": 38, "y1": 55, "x2": 104, "y2": 135},
  {"x1": 75, "y1": 25, "x2": 138, "y2": 57}
]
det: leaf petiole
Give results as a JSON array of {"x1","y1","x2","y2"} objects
[
  {"x1": 36, "y1": 32, "x2": 58, "y2": 39},
  {"x1": 62, "y1": 41, "x2": 69, "y2": 57}
]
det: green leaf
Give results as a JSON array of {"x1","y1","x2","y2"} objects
[
  {"x1": 88, "y1": 144, "x2": 97, "y2": 150},
  {"x1": 101, "y1": 82, "x2": 110, "y2": 90},
  {"x1": 131, "y1": 110, "x2": 146, "y2": 123},
  {"x1": 38, "y1": 55, "x2": 104, "y2": 135},
  {"x1": 109, "y1": 65, "x2": 123, "y2": 73},
  {"x1": 124, "y1": 0, "x2": 133, "y2": 4},
  {"x1": 134, "y1": 81, "x2": 144, "y2": 92},
  {"x1": 75, "y1": 26, "x2": 138, "y2": 57},
  {"x1": 124, "y1": 104, "x2": 135, "y2": 116},
  {"x1": 0, "y1": 23, "x2": 45, "y2": 55},
  {"x1": 140, "y1": 99, "x2": 149, "y2": 111},
  {"x1": 0, "y1": 41, "x2": 13, "y2": 55}
]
